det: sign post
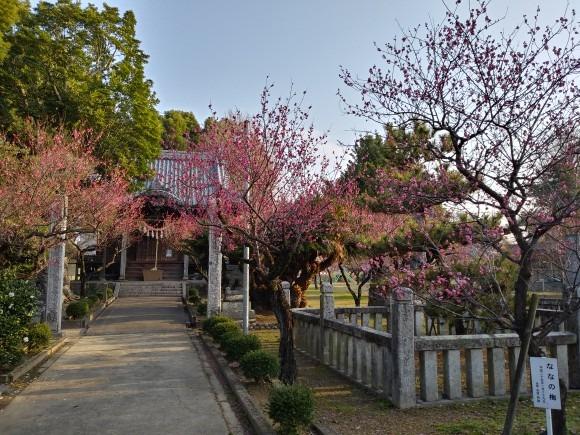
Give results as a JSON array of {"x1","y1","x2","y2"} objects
[{"x1": 530, "y1": 357, "x2": 561, "y2": 435}]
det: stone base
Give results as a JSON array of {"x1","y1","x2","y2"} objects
[{"x1": 221, "y1": 300, "x2": 255, "y2": 320}]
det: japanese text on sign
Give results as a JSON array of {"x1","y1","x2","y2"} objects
[{"x1": 530, "y1": 357, "x2": 561, "y2": 410}]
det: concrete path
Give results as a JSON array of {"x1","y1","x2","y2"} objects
[{"x1": 0, "y1": 297, "x2": 243, "y2": 435}]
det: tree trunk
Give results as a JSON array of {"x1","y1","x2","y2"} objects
[
  {"x1": 272, "y1": 284, "x2": 297, "y2": 384},
  {"x1": 550, "y1": 379, "x2": 567, "y2": 435},
  {"x1": 502, "y1": 294, "x2": 539, "y2": 435},
  {"x1": 513, "y1": 254, "x2": 533, "y2": 331},
  {"x1": 338, "y1": 263, "x2": 360, "y2": 306}
]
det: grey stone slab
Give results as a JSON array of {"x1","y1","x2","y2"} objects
[
  {"x1": 487, "y1": 347, "x2": 506, "y2": 396},
  {"x1": 466, "y1": 348, "x2": 485, "y2": 398},
  {"x1": 420, "y1": 350, "x2": 438, "y2": 402},
  {"x1": 443, "y1": 349, "x2": 462, "y2": 399}
]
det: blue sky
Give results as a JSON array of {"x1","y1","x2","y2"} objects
[{"x1": 34, "y1": 0, "x2": 575, "y2": 149}]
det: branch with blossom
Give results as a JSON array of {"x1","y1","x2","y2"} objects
[{"x1": 342, "y1": 0, "x2": 580, "y2": 336}]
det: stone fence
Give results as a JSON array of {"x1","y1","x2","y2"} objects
[{"x1": 292, "y1": 284, "x2": 580, "y2": 409}]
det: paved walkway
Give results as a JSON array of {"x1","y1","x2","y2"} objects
[{"x1": 0, "y1": 297, "x2": 243, "y2": 435}]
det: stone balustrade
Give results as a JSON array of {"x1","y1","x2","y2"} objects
[{"x1": 292, "y1": 286, "x2": 580, "y2": 409}]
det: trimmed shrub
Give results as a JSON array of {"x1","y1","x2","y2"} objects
[
  {"x1": 87, "y1": 295, "x2": 100, "y2": 308},
  {"x1": 202, "y1": 315, "x2": 234, "y2": 333},
  {"x1": 0, "y1": 275, "x2": 38, "y2": 369},
  {"x1": 222, "y1": 334, "x2": 261, "y2": 361},
  {"x1": 197, "y1": 301, "x2": 207, "y2": 316},
  {"x1": 240, "y1": 350, "x2": 279, "y2": 382},
  {"x1": 211, "y1": 321, "x2": 241, "y2": 343},
  {"x1": 26, "y1": 323, "x2": 52, "y2": 352},
  {"x1": 268, "y1": 385, "x2": 314, "y2": 435},
  {"x1": 219, "y1": 329, "x2": 243, "y2": 348},
  {"x1": 96, "y1": 287, "x2": 114, "y2": 301},
  {"x1": 66, "y1": 301, "x2": 89, "y2": 320},
  {"x1": 187, "y1": 287, "x2": 201, "y2": 305}
]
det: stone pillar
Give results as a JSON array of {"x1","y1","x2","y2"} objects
[
  {"x1": 487, "y1": 347, "x2": 506, "y2": 396},
  {"x1": 99, "y1": 245, "x2": 107, "y2": 281},
  {"x1": 414, "y1": 309, "x2": 424, "y2": 336},
  {"x1": 242, "y1": 246, "x2": 250, "y2": 335},
  {"x1": 443, "y1": 350, "x2": 462, "y2": 399},
  {"x1": 567, "y1": 287, "x2": 580, "y2": 388},
  {"x1": 281, "y1": 281, "x2": 291, "y2": 305},
  {"x1": 466, "y1": 348, "x2": 485, "y2": 397},
  {"x1": 119, "y1": 233, "x2": 127, "y2": 280},
  {"x1": 320, "y1": 283, "x2": 335, "y2": 363},
  {"x1": 183, "y1": 254, "x2": 189, "y2": 280},
  {"x1": 391, "y1": 287, "x2": 416, "y2": 408},
  {"x1": 47, "y1": 242, "x2": 65, "y2": 335},
  {"x1": 46, "y1": 197, "x2": 67, "y2": 335},
  {"x1": 320, "y1": 283, "x2": 335, "y2": 319},
  {"x1": 207, "y1": 227, "x2": 223, "y2": 317},
  {"x1": 420, "y1": 351, "x2": 438, "y2": 402}
]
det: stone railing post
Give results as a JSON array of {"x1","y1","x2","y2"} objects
[
  {"x1": 567, "y1": 287, "x2": 580, "y2": 388},
  {"x1": 320, "y1": 283, "x2": 335, "y2": 363},
  {"x1": 281, "y1": 281, "x2": 291, "y2": 305},
  {"x1": 391, "y1": 287, "x2": 416, "y2": 408}
]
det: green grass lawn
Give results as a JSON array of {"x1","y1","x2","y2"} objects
[
  {"x1": 252, "y1": 328, "x2": 580, "y2": 434},
  {"x1": 304, "y1": 282, "x2": 368, "y2": 308}
]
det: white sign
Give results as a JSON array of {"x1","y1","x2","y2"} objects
[{"x1": 530, "y1": 357, "x2": 561, "y2": 410}]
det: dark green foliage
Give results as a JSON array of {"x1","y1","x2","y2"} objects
[
  {"x1": 202, "y1": 315, "x2": 234, "y2": 333},
  {"x1": 268, "y1": 385, "x2": 314, "y2": 435},
  {"x1": 96, "y1": 287, "x2": 113, "y2": 301},
  {"x1": 211, "y1": 321, "x2": 241, "y2": 343},
  {"x1": 240, "y1": 350, "x2": 279, "y2": 382},
  {"x1": 66, "y1": 301, "x2": 89, "y2": 320},
  {"x1": 196, "y1": 301, "x2": 207, "y2": 316},
  {"x1": 0, "y1": 0, "x2": 26, "y2": 61},
  {"x1": 0, "y1": 0, "x2": 162, "y2": 178},
  {"x1": 347, "y1": 126, "x2": 427, "y2": 196},
  {"x1": 0, "y1": 274, "x2": 38, "y2": 369},
  {"x1": 26, "y1": 322, "x2": 51, "y2": 352},
  {"x1": 187, "y1": 287, "x2": 201, "y2": 305},
  {"x1": 85, "y1": 295, "x2": 99, "y2": 309},
  {"x1": 161, "y1": 110, "x2": 200, "y2": 150},
  {"x1": 223, "y1": 334, "x2": 261, "y2": 361},
  {"x1": 219, "y1": 330, "x2": 244, "y2": 350}
]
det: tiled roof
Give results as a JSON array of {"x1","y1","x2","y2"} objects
[{"x1": 143, "y1": 150, "x2": 217, "y2": 207}]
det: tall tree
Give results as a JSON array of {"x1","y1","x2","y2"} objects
[
  {"x1": 0, "y1": 0, "x2": 25, "y2": 61},
  {"x1": 0, "y1": 0, "x2": 162, "y2": 178},
  {"x1": 173, "y1": 86, "x2": 356, "y2": 384},
  {"x1": 0, "y1": 124, "x2": 142, "y2": 278},
  {"x1": 161, "y1": 110, "x2": 201, "y2": 150},
  {"x1": 342, "y1": 2, "x2": 580, "y2": 432}
]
